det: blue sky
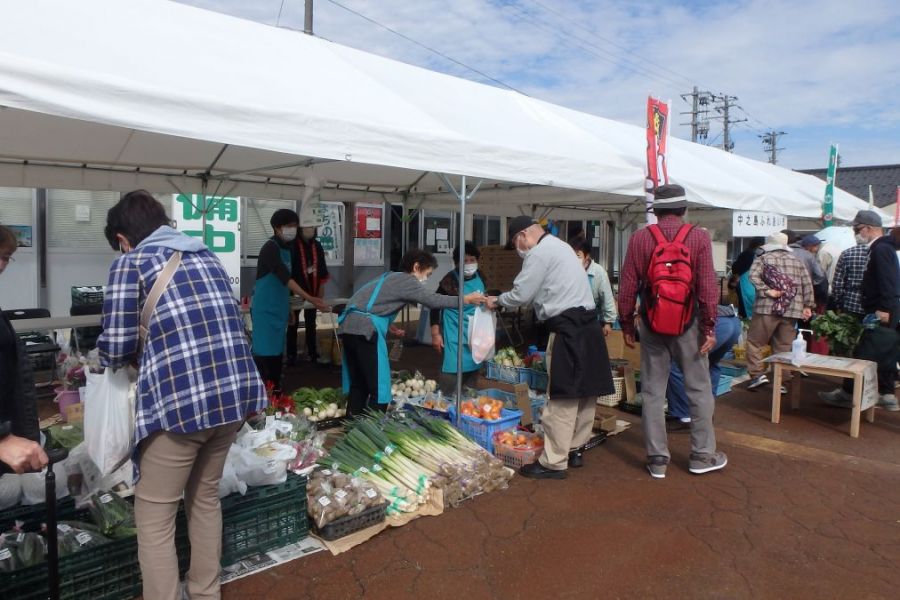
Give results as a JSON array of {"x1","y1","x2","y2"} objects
[{"x1": 176, "y1": 0, "x2": 900, "y2": 172}]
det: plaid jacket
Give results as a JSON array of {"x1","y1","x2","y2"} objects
[
  {"x1": 749, "y1": 248, "x2": 814, "y2": 319},
  {"x1": 831, "y1": 244, "x2": 869, "y2": 315},
  {"x1": 98, "y1": 243, "x2": 266, "y2": 449}
]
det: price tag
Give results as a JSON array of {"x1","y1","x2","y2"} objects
[
  {"x1": 317, "y1": 496, "x2": 332, "y2": 507},
  {"x1": 365, "y1": 488, "x2": 378, "y2": 499},
  {"x1": 75, "y1": 532, "x2": 92, "y2": 546},
  {"x1": 371, "y1": 464, "x2": 383, "y2": 473},
  {"x1": 0, "y1": 548, "x2": 11, "y2": 560},
  {"x1": 358, "y1": 466, "x2": 369, "y2": 474},
  {"x1": 100, "y1": 493, "x2": 114, "y2": 504},
  {"x1": 58, "y1": 524, "x2": 72, "y2": 534},
  {"x1": 334, "y1": 489, "x2": 348, "y2": 500},
  {"x1": 384, "y1": 445, "x2": 394, "y2": 456},
  {"x1": 62, "y1": 425, "x2": 73, "y2": 431}
]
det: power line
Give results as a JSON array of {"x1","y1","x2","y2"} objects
[
  {"x1": 521, "y1": 0, "x2": 697, "y2": 89},
  {"x1": 759, "y1": 130, "x2": 787, "y2": 164},
  {"x1": 506, "y1": 1, "x2": 691, "y2": 90},
  {"x1": 323, "y1": 0, "x2": 525, "y2": 93}
]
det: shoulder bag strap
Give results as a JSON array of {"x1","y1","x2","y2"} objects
[
  {"x1": 647, "y1": 224, "x2": 668, "y2": 245},
  {"x1": 673, "y1": 223, "x2": 694, "y2": 244},
  {"x1": 138, "y1": 251, "x2": 182, "y2": 353}
]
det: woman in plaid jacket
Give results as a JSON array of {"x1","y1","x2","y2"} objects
[{"x1": 98, "y1": 191, "x2": 267, "y2": 600}]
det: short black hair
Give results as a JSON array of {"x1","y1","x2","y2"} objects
[
  {"x1": 400, "y1": 248, "x2": 438, "y2": 273},
  {"x1": 453, "y1": 241, "x2": 480, "y2": 264},
  {"x1": 104, "y1": 190, "x2": 171, "y2": 251},
  {"x1": 0, "y1": 224, "x2": 17, "y2": 254},
  {"x1": 570, "y1": 238, "x2": 592, "y2": 256},
  {"x1": 270, "y1": 208, "x2": 299, "y2": 230},
  {"x1": 653, "y1": 206, "x2": 686, "y2": 218}
]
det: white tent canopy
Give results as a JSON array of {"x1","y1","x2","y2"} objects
[{"x1": 0, "y1": 0, "x2": 892, "y2": 223}]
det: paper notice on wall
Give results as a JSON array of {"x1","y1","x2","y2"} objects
[
  {"x1": 594, "y1": 226, "x2": 600, "y2": 238},
  {"x1": 437, "y1": 240, "x2": 449, "y2": 253},
  {"x1": 592, "y1": 238, "x2": 600, "y2": 247},
  {"x1": 366, "y1": 217, "x2": 380, "y2": 232},
  {"x1": 436, "y1": 228, "x2": 448, "y2": 240},
  {"x1": 426, "y1": 229, "x2": 436, "y2": 246}
]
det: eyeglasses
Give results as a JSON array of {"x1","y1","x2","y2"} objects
[
  {"x1": 0, "y1": 255, "x2": 14, "y2": 264},
  {"x1": 852, "y1": 225, "x2": 868, "y2": 234}
]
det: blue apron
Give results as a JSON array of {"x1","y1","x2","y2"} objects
[
  {"x1": 441, "y1": 273, "x2": 484, "y2": 373},
  {"x1": 251, "y1": 240, "x2": 292, "y2": 356},
  {"x1": 338, "y1": 273, "x2": 397, "y2": 405},
  {"x1": 739, "y1": 271, "x2": 756, "y2": 318}
]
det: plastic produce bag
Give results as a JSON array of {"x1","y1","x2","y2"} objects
[
  {"x1": 218, "y1": 458, "x2": 247, "y2": 499},
  {"x1": 230, "y1": 445, "x2": 287, "y2": 487},
  {"x1": 55, "y1": 522, "x2": 110, "y2": 557},
  {"x1": 0, "y1": 474, "x2": 22, "y2": 510},
  {"x1": 88, "y1": 491, "x2": 136, "y2": 537},
  {"x1": 84, "y1": 368, "x2": 135, "y2": 476},
  {"x1": 20, "y1": 461, "x2": 68, "y2": 505},
  {"x1": 468, "y1": 306, "x2": 496, "y2": 364},
  {"x1": 0, "y1": 531, "x2": 46, "y2": 572}
]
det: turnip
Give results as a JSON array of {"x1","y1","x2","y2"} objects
[{"x1": 302, "y1": 407, "x2": 313, "y2": 417}]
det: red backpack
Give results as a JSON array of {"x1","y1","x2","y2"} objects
[{"x1": 645, "y1": 224, "x2": 695, "y2": 336}]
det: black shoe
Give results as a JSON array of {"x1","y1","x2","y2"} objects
[
  {"x1": 567, "y1": 450, "x2": 584, "y2": 468},
  {"x1": 666, "y1": 419, "x2": 691, "y2": 433},
  {"x1": 519, "y1": 462, "x2": 567, "y2": 480}
]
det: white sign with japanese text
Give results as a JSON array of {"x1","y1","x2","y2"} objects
[
  {"x1": 732, "y1": 211, "x2": 787, "y2": 237},
  {"x1": 172, "y1": 194, "x2": 241, "y2": 297}
]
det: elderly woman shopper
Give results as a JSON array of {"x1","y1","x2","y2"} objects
[
  {"x1": 339, "y1": 248, "x2": 486, "y2": 415},
  {"x1": 0, "y1": 225, "x2": 48, "y2": 475},
  {"x1": 97, "y1": 191, "x2": 267, "y2": 600}
]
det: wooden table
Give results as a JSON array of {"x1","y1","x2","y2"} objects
[{"x1": 771, "y1": 355, "x2": 877, "y2": 438}]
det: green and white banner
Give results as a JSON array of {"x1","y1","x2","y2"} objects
[
  {"x1": 172, "y1": 194, "x2": 241, "y2": 297},
  {"x1": 822, "y1": 144, "x2": 838, "y2": 226}
]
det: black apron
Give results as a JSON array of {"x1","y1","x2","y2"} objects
[{"x1": 546, "y1": 307, "x2": 614, "y2": 400}]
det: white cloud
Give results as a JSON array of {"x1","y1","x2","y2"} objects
[{"x1": 175, "y1": 0, "x2": 900, "y2": 169}]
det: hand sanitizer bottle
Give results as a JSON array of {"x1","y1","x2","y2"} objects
[{"x1": 791, "y1": 332, "x2": 806, "y2": 366}]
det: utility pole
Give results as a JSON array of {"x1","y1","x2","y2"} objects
[
  {"x1": 710, "y1": 94, "x2": 746, "y2": 152},
  {"x1": 680, "y1": 86, "x2": 712, "y2": 142},
  {"x1": 304, "y1": 0, "x2": 314, "y2": 35},
  {"x1": 759, "y1": 130, "x2": 787, "y2": 164}
]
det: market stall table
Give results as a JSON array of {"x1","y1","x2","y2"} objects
[{"x1": 768, "y1": 353, "x2": 878, "y2": 438}]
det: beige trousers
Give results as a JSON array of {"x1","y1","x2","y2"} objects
[
  {"x1": 539, "y1": 333, "x2": 596, "y2": 470},
  {"x1": 135, "y1": 422, "x2": 239, "y2": 600},
  {"x1": 747, "y1": 313, "x2": 796, "y2": 379}
]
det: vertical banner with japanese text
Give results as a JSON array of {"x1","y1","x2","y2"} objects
[
  {"x1": 823, "y1": 143, "x2": 838, "y2": 226},
  {"x1": 172, "y1": 194, "x2": 241, "y2": 297},
  {"x1": 645, "y1": 96, "x2": 670, "y2": 224},
  {"x1": 318, "y1": 201, "x2": 344, "y2": 266}
]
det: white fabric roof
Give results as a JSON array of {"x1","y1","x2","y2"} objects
[{"x1": 0, "y1": 0, "x2": 891, "y2": 223}]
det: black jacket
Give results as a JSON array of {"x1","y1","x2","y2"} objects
[
  {"x1": 546, "y1": 307, "x2": 614, "y2": 400},
  {"x1": 860, "y1": 235, "x2": 900, "y2": 328},
  {"x1": 0, "y1": 310, "x2": 41, "y2": 475}
]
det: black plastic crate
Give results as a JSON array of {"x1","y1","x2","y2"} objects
[
  {"x1": 312, "y1": 501, "x2": 387, "y2": 541},
  {"x1": 71, "y1": 286, "x2": 104, "y2": 307}
]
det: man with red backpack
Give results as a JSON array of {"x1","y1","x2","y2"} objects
[{"x1": 618, "y1": 184, "x2": 725, "y2": 479}]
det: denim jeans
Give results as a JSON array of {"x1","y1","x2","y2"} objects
[{"x1": 667, "y1": 316, "x2": 742, "y2": 420}]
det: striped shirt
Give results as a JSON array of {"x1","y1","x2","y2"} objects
[
  {"x1": 98, "y1": 241, "x2": 266, "y2": 450},
  {"x1": 831, "y1": 244, "x2": 869, "y2": 315}
]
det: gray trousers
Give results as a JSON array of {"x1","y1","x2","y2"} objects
[{"x1": 638, "y1": 319, "x2": 717, "y2": 459}]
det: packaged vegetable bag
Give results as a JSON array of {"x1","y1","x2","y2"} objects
[{"x1": 468, "y1": 306, "x2": 496, "y2": 364}]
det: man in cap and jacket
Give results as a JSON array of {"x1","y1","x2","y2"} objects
[
  {"x1": 618, "y1": 184, "x2": 726, "y2": 479},
  {"x1": 821, "y1": 210, "x2": 900, "y2": 411},
  {"x1": 486, "y1": 217, "x2": 613, "y2": 479}
]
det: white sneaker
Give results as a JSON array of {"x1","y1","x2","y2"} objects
[
  {"x1": 819, "y1": 388, "x2": 851, "y2": 408},
  {"x1": 877, "y1": 394, "x2": 899, "y2": 412},
  {"x1": 747, "y1": 374, "x2": 769, "y2": 390}
]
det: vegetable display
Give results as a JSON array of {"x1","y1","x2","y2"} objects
[
  {"x1": 495, "y1": 430, "x2": 544, "y2": 450},
  {"x1": 391, "y1": 371, "x2": 437, "y2": 398},
  {"x1": 291, "y1": 387, "x2": 348, "y2": 422},
  {"x1": 0, "y1": 531, "x2": 46, "y2": 572},
  {"x1": 55, "y1": 522, "x2": 110, "y2": 557},
  {"x1": 322, "y1": 410, "x2": 512, "y2": 510},
  {"x1": 306, "y1": 469, "x2": 384, "y2": 529},
  {"x1": 493, "y1": 347, "x2": 524, "y2": 368}
]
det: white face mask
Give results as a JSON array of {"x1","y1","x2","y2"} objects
[
  {"x1": 463, "y1": 263, "x2": 478, "y2": 277},
  {"x1": 280, "y1": 227, "x2": 297, "y2": 242},
  {"x1": 855, "y1": 233, "x2": 868, "y2": 245}
]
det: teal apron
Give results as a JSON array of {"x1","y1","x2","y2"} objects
[
  {"x1": 441, "y1": 273, "x2": 484, "y2": 373},
  {"x1": 338, "y1": 273, "x2": 397, "y2": 405},
  {"x1": 251, "y1": 240, "x2": 292, "y2": 356}
]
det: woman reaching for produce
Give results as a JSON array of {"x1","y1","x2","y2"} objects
[
  {"x1": 429, "y1": 242, "x2": 488, "y2": 394},
  {"x1": 338, "y1": 248, "x2": 486, "y2": 415}
]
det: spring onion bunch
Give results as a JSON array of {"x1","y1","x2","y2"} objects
[{"x1": 320, "y1": 410, "x2": 513, "y2": 512}]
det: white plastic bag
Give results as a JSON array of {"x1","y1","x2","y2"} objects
[
  {"x1": 20, "y1": 462, "x2": 68, "y2": 505},
  {"x1": 84, "y1": 368, "x2": 135, "y2": 477},
  {"x1": 231, "y1": 444, "x2": 287, "y2": 487},
  {"x1": 0, "y1": 474, "x2": 22, "y2": 509},
  {"x1": 218, "y1": 455, "x2": 247, "y2": 499},
  {"x1": 468, "y1": 306, "x2": 497, "y2": 364}
]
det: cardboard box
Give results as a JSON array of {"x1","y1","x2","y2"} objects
[
  {"x1": 605, "y1": 330, "x2": 640, "y2": 370},
  {"x1": 593, "y1": 408, "x2": 617, "y2": 433}
]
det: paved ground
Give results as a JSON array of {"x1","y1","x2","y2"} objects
[{"x1": 222, "y1": 341, "x2": 900, "y2": 600}]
